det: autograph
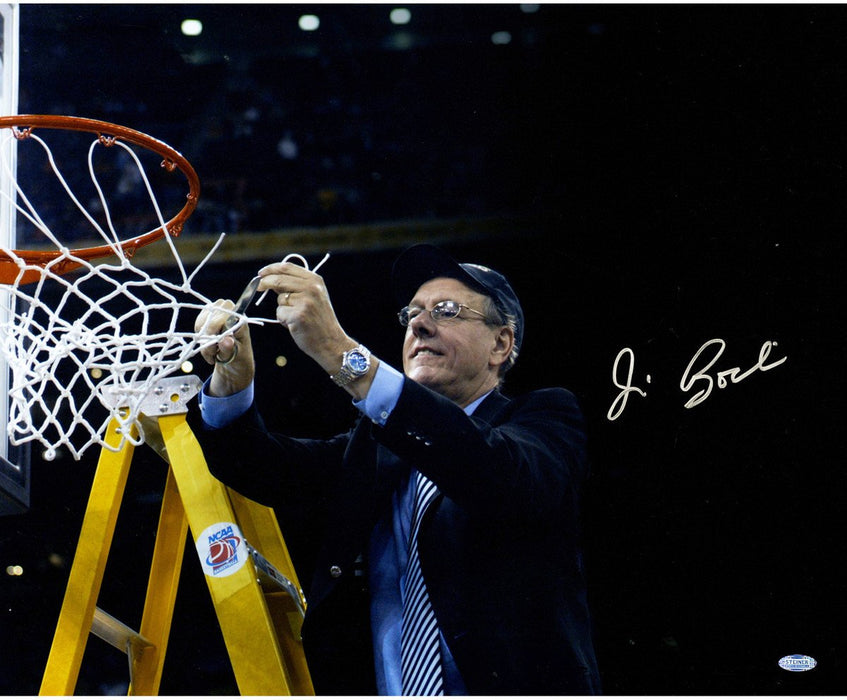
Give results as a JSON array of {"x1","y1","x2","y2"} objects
[{"x1": 607, "y1": 338, "x2": 787, "y2": 421}]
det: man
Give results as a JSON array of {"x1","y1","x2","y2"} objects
[{"x1": 193, "y1": 243, "x2": 601, "y2": 695}]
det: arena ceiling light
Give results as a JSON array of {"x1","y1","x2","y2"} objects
[
  {"x1": 390, "y1": 8, "x2": 411, "y2": 25},
  {"x1": 180, "y1": 18, "x2": 203, "y2": 37},
  {"x1": 298, "y1": 14, "x2": 320, "y2": 31}
]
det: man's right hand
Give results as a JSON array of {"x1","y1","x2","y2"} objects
[{"x1": 195, "y1": 299, "x2": 256, "y2": 397}]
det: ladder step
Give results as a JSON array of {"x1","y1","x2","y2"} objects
[
  {"x1": 91, "y1": 606, "x2": 153, "y2": 656},
  {"x1": 248, "y1": 543, "x2": 307, "y2": 618}
]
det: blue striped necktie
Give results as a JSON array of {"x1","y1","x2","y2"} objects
[{"x1": 401, "y1": 470, "x2": 444, "y2": 696}]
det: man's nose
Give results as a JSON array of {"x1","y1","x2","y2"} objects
[{"x1": 409, "y1": 309, "x2": 436, "y2": 337}]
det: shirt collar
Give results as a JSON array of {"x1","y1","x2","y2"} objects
[{"x1": 464, "y1": 390, "x2": 494, "y2": 416}]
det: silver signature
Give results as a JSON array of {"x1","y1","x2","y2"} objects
[{"x1": 607, "y1": 338, "x2": 788, "y2": 420}]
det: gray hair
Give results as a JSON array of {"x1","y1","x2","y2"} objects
[{"x1": 481, "y1": 297, "x2": 520, "y2": 378}]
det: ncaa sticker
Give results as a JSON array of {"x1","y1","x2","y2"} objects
[
  {"x1": 778, "y1": 654, "x2": 817, "y2": 672},
  {"x1": 195, "y1": 522, "x2": 249, "y2": 578}
]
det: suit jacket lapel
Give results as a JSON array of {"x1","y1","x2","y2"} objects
[
  {"x1": 375, "y1": 442, "x2": 408, "y2": 497},
  {"x1": 473, "y1": 390, "x2": 509, "y2": 422}
]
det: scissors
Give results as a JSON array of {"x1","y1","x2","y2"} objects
[{"x1": 223, "y1": 275, "x2": 262, "y2": 330}]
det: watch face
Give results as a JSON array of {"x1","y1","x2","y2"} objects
[{"x1": 348, "y1": 351, "x2": 369, "y2": 373}]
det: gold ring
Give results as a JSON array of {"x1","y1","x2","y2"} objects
[
  {"x1": 285, "y1": 291, "x2": 292, "y2": 304},
  {"x1": 215, "y1": 343, "x2": 238, "y2": 365}
]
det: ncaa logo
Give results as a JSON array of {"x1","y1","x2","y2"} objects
[{"x1": 195, "y1": 522, "x2": 248, "y2": 578}]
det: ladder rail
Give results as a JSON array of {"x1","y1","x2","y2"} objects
[
  {"x1": 39, "y1": 419, "x2": 137, "y2": 696},
  {"x1": 130, "y1": 465, "x2": 189, "y2": 695}
]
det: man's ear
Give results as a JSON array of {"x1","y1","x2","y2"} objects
[{"x1": 489, "y1": 325, "x2": 515, "y2": 369}]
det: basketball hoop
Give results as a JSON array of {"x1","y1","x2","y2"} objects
[
  {"x1": 0, "y1": 115, "x2": 244, "y2": 460},
  {"x1": 0, "y1": 114, "x2": 200, "y2": 285}
]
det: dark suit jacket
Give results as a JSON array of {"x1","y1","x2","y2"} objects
[{"x1": 192, "y1": 377, "x2": 601, "y2": 695}]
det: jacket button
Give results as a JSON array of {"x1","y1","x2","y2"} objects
[{"x1": 329, "y1": 565, "x2": 342, "y2": 578}]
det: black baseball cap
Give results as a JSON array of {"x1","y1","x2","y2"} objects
[{"x1": 391, "y1": 243, "x2": 524, "y2": 354}]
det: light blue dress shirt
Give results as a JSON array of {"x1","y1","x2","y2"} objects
[{"x1": 199, "y1": 362, "x2": 481, "y2": 695}]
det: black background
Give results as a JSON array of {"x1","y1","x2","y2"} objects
[{"x1": 1, "y1": 4, "x2": 845, "y2": 695}]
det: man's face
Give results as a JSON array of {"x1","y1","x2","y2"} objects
[{"x1": 402, "y1": 277, "x2": 507, "y2": 407}]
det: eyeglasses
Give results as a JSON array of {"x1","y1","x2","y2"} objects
[{"x1": 398, "y1": 300, "x2": 493, "y2": 327}]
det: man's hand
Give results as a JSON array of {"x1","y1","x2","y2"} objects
[
  {"x1": 257, "y1": 261, "x2": 377, "y2": 399},
  {"x1": 256, "y1": 261, "x2": 354, "y2": 374},
  {"x1": 195, "y1": 299, "x2": 256, "y2": 397}
]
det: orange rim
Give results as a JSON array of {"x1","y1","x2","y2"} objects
[{"x1": 0, "y1": 114, "x2": 201, "y2": 284}]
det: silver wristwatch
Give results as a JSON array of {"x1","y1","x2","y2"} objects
[{"x1": 330, "y1": 344, "x2": 372, "y2": 387}]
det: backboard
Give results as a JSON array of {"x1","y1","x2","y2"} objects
[{"x1": 0, "y1": 2, "x2": 28, "y2": 515}]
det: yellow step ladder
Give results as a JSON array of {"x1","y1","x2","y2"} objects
[{"x1": 39, "y1": 376, "x2": 313, "y2": 696}]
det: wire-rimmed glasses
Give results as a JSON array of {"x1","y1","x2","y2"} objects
[{"x1": 398, "y1": 299, "x2": 492, "y2": 327}]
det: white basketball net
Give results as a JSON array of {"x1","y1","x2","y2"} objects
[
  {"x1": 0, "y1": 247, "x2": 234, "y2": 461},
  {"x1": 0, "y1": 125, "x2": 282, "y2": 460}
]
